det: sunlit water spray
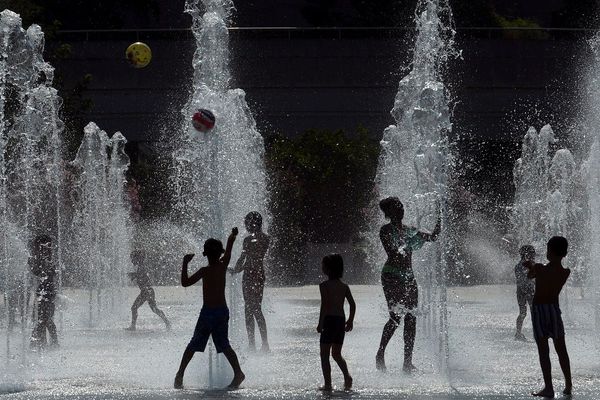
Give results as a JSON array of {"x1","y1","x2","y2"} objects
[
  {"x1": 69, "y1": 122, "x2": 132, "y2": 327},
  {"x1": 0, "y1": 9, "x2": 65, "y2": 390},
  {"x1": 583, "y1": 33, "x2": 600, "y2": 338},
  {"x1": 172, "y1": 0, "x2": 270, "y2": 387},
  {"x1": 511, "y1": 124, "x2": 584, "y2": 318},
  {"x1": 370, "y1": 0, "x2": 458, "y2": 375}
]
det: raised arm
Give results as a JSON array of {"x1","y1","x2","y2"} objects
[
  {"x1": 418, "y1": 214, "x2": 441, "y2": 242},
  {"x1": 230, "y1": 248, "x2": 246, "y2": 274},
  {"x1": 524, "y1": 261, "x2": 540, "y2": 279},
  {"x1": 345, "y1": 285, "x2": 356, "y2": 332},
  {"x1": 181, "y1": 254, "x2": 203, "y2": 287},
  {"x1": 220, "y1": 227, "x2": 238, "y2": 268}
]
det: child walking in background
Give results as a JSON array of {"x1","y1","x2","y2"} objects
[
  {"x1": 126, "y1": 250, "x2": 170, "y2": 331},
  {"x1": 317, "y1": 254, "x2": 355, "y2": 391},
  {"x1": 174, "y1": 228, "x2": 245, "y2": 390},
  {"x1": 524, "y1": 236, "x2": 572, "y2": 398}
]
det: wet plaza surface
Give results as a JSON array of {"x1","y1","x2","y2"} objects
[{"x1": 2, "y1": 285, "x2": 599, "y2": 399}]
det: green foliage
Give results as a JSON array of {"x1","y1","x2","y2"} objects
[{"x1": 494, "y1": 13, "x2": 548, "y2": 40}]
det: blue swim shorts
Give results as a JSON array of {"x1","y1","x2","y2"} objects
[{"x1": 186, "y1": 306, "x2": 230, "y2": 353}]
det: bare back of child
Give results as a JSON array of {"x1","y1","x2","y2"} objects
[{"x1": 317, "y1": 254, "x2": 355, "y2": 392}]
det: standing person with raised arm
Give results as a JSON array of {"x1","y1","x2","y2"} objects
[{"x1": 375, "y1": 197, "x2": 440, "y2": 373}]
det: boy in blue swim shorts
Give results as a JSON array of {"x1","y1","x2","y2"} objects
[{"x1": 174, "y1": 228, "x2": 245, "y2": 389}]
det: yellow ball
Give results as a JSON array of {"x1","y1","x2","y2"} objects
[{"x1": 126, "y1": 42, "x2": 152, "y2": 68}]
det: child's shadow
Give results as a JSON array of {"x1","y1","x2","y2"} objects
[
  {"x1": 176, "y1": 388, "x2": 242, "y2": 399},
  {"x1": 319, "y1": 389, "x2": 356, "y2": 399}
]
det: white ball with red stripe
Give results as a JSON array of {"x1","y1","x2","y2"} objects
[{"x1": 192, "y1": 109, "x2": 216, "y2": 132}]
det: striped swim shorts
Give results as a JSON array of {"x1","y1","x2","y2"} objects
[{"x1": 531, "y1": 303, "x2": 565, "y2": 342}]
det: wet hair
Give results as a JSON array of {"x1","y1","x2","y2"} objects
[
  {"x1": 379, "y1": 196, "x2": 404, "y2": 219},
  {"x1": 203, "y1": 238, "x2": 225, "y2": 259},
  {"x1": 244, "y1": 211, "x2": 263, "y2": 232},
  {"x1": 322, "y1": 253, "x2": 344, "y2": 279},
  {"x1": 547, "y1": 236, "x2": 568, "y2": 258},
  {"x1": 519, "y1": 245, "x2": 535, "y2": 258}
]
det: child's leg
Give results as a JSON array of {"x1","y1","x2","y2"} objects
[
  {"x1": 516, "y1": 302, "x2": 527, "y2": 335},
  {"x1": 147, "y1": 292, "x2": 170, "y2": 329},
  {"x1": 46, "y1": 301, "x2": 58, "y2": 345},
  {"x1": 244, "y1": 302, "x2": 256, "y2": 349},
  {"x1": 255, "y1": 307, "x2": 269, "y2": 349},
  {"x1": 376, "y1": 311, "x2": 400, "y2": 370},
  {"x1": 403, "y1": 312, "x2": 417, "y2": 369},
  {"x1": 128, "y1": 293, "x2": 145, "y2": 329},
  {"x1": 174, "y1": 347, "x2": 195, "y2": 388},
  {"x1": 533, "y1": 337, "x2": 554, "y2": 396},
  {"x1": 553, "y1": 336, "x2": 572, "y2": 392},
  {"x1": 320, "y1": 343, "x2": 332, "y2": 389},
  {"x1": 31, "y1": 300, "x2": 48, "y2": 347},
  {"x1": 254, "y1": 282, "x2": 269, "y2": 349},
  {"x1": 377, "y1": 275, "x2": 406, "y2": 371},
  {"x1": 331, "y1": 344, "x2": 352, "y2": 389},
  {"x1": 222, "y1": 347, "x2": 245, "y2": 388}
]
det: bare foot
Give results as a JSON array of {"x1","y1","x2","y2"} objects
[
  {"x1": 228, "y1": 372, "x2": 245, "y2": 389},
  {"x1": 403, "y1": 363, "x2": 418, "y2": 374},
  {"x1": 344, "y1": 376, "x2": 353, "y2": 390},
  {"x1": 318, "y1": 385, "x2": 332, "y2": 391},
  {"x1": 260, "y1": 344, "x2": 270, "y2": 353},
  {"x1": 515, "y1": 332, "x2": 527, "y2": 341},
  {"x1": 124, "y1": 326, "x2": 136, "y2": 331},
  {"x1": 563, "y1": 386, "x2": 572, "y2": 396},
  {"x1": 531, "y1": 387, "x2": 554, "y2": 397},
  {"x1": 173, "y1": 374, "x2": 183, "y2": 389},
  {"x1": 376, "y1": 351, "x2": 386, "y2": 372}
]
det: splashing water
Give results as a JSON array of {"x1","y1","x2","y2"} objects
[
  {"x1": 69, "y1": 122, "x2": 132, "y2": 327},
  {"x1": 172, "y1": 0, "x2": 270, "y2": 386},
  {"x1": 0, "y1": 10, "x2": 65, "y2": 367},
  {"x1": 582, "y1": 33, "x2": 600, "y2": 337},
  {"x1": 511, "y1": 125, "x2": 586, "y2": 318},
  {"x1": 511, "y1": 125, "x2": 557, "y2": 250},
  {"x1": 370, "y1": 0, "x2": 458, "y2": 374}
]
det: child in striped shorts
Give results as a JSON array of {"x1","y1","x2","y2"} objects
[{"x1": 524, "y1": 236, "x2": 572, "y2": 398}]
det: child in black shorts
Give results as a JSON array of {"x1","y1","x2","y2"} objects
[{"x1": 317, "y1": 254, "x2": 356, "y2": 391}]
